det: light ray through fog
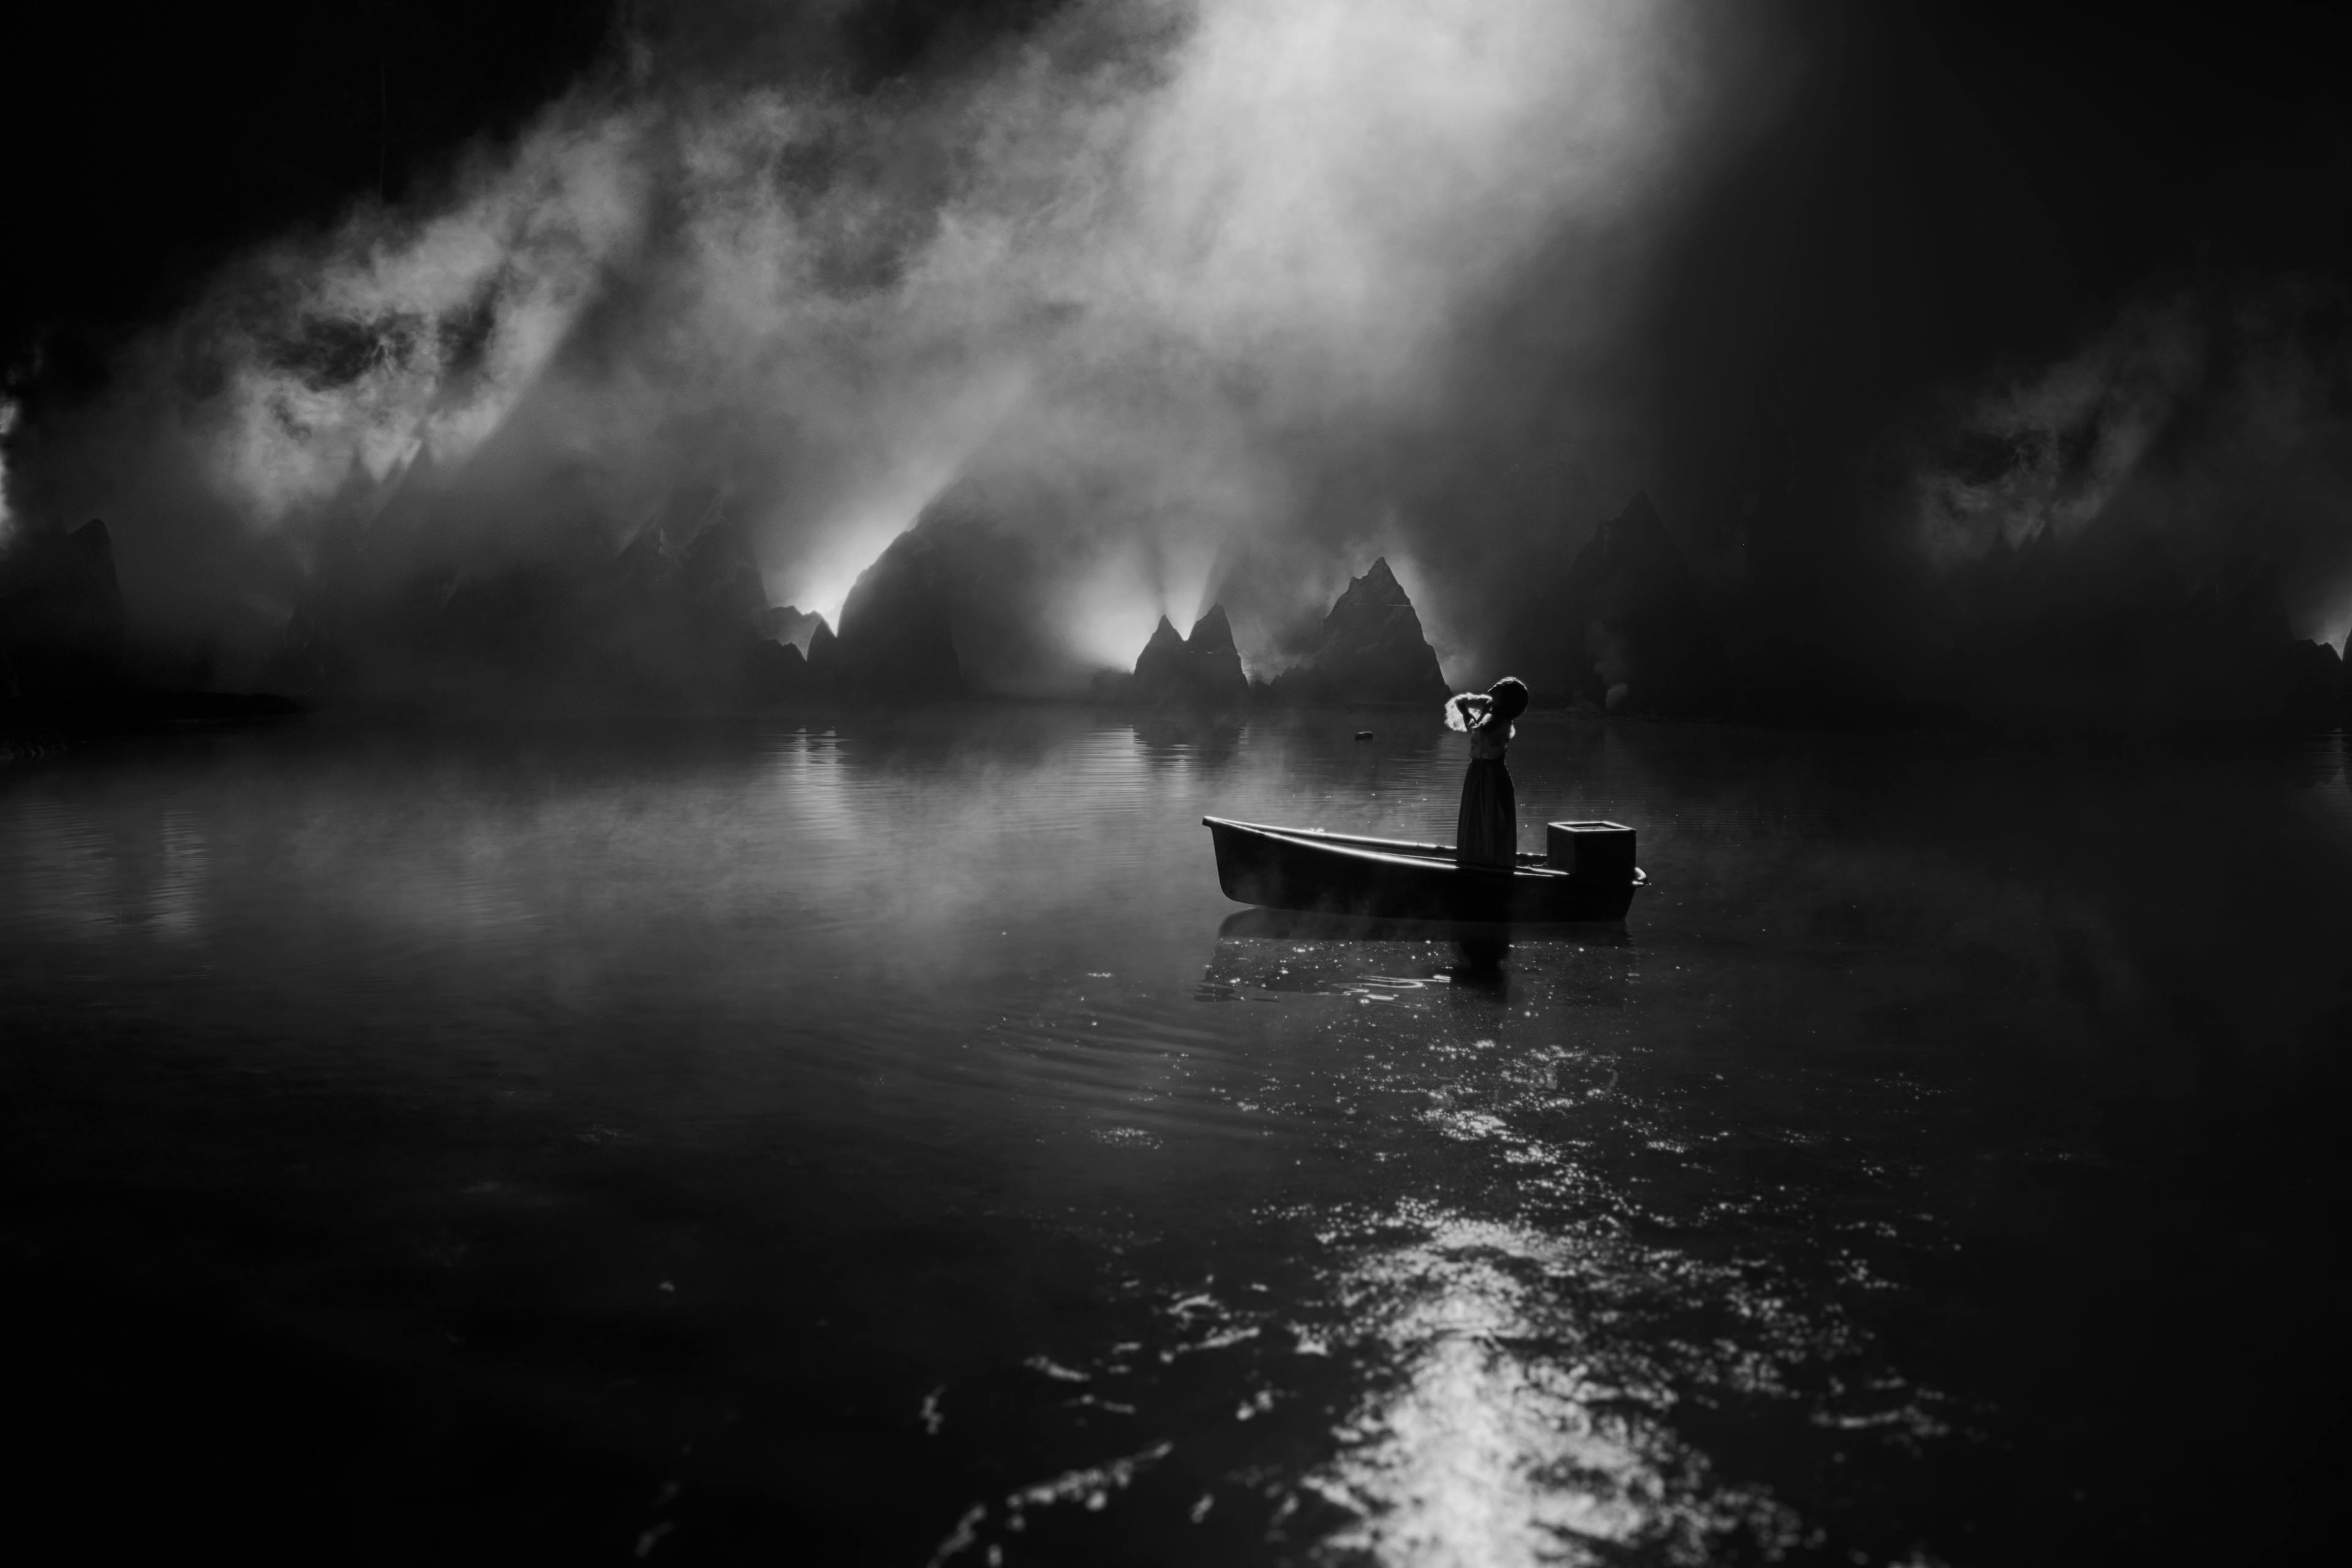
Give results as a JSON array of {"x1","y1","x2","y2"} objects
[
  {"x1": 19, "y1": 0, "x2": 1717, "y2": 685},
  {"x1": 9, "y1": 1, "x2": 2349, "y2": 714}
]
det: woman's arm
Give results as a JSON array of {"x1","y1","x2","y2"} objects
[{"x1": 1445, "y1": 692, "x2": 1491, "y2": 733}]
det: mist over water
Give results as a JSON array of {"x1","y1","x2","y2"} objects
[{"x1": 4, "y1": 712, "x2": 2346, "y2": 1561}]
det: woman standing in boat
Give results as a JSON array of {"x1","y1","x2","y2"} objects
[{"x1": 1446, "y1": 677, "x2": 1529, "y2": 869}]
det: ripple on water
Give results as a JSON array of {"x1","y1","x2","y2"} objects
[
  {"x1": 1283, "y1": 1206, "x2": 1806, "y2": 1567},
  {"x1": 7, "y1": 713, "x2": 2334, "y2": 1565}
]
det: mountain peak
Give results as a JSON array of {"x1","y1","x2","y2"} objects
[
  {"x1": 1263, "y1": 554, "x2": 1447, "y2": 704},
  {"x1": 1125, "y1": 605, "x2": 1247, "y2": 707},
  {"x1": 1332, "y1": 557, "x2": 1414, "y2": 618},
  {"x1": 1186, "y1": 605, "x2": 1237, "y2": 654}
]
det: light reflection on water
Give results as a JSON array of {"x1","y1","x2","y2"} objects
[
  {"x1": 1309, "y1": 1209, "x2": 1793, "y2": 1567},
  {"x1": 0, "y1": 714, "x2": 2346, "y2": 1564}
]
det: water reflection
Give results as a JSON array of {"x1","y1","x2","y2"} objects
[
  {"x1": 1133, "y1": 717, "x2": 1245, "y2": 764},
  {"x1": 1204, "y1": 913, "x2": 1635, "y2": 1011},
  {"x1": 1, "y1": 712, "x2": 2346, "y2": 1564},
  {"x1": 1308, "y1": 1210, "x2": 1800, "y2": 1567},
  {"x1": 3, "y1": 796, "x2": 211, "y2": 941}
]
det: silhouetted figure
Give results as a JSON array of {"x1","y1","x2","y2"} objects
[{"x1": 1447, "y1": 677, "x2": 1528, "y2": 868}]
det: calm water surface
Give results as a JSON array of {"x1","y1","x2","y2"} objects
[{"x1": 3, "y1": 711, "x2": 2348, "y2": 1564}]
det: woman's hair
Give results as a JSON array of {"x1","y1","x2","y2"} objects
[{"x1": 1485, "y1": 677, "x2": 1529, "y2": 723}]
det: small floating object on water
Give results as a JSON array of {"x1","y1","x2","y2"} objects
[
  {"x1": 1202, "y1": 816, "x2": 1643, "y2": 924},
  {"x1": 1354, "y1": 730, "x2": 1374, "y2": 740}
]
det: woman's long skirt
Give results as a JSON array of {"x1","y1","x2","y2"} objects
[{"x1": 1455, "y1": 757, "x2": 1517, "y2": 868}]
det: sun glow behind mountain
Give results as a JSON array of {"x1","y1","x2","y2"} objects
[{"x1": 10, "y1": 0, "x2": 1713, "y2": 689}]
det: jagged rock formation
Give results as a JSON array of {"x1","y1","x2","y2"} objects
[
  {"x1": 0, "y1": 518, "x2": 124, "y2": 701},
  {"x1": 263, "y1": 508, "x2": 783, "y2": 710},
  {"x1": 745, "y1": 636, "x2": 813, "y2": 703},
  {"x1": 814, "y1": 477, "x2": 1177, "y2": 698},
  {"x1": 864, "y1": 480, "x2": 1121, "y2": 696},
  {"x1": 1107, "y1": 604, "x2": 1251, "y2": 708},
  {"x1": 808, "y1": 526, "x2": 968, "y2": 698},
  {"x1": 1129, "y1": 616, "x2": 1184, "y2": 684},
  {"x1": 762, "y1": 605, "x2": 827, "y2": 654},
  {"x1": 745, "y1": 606, "x2": 834, "y2": 705},
  {"x1": 680, "y1": 513, "x2": 769, "y2": 631},
  {"x1": 1264, "y1": 557, "x2": 1449, "y2": 706},
  {"x1": 1180, "y1": 606, "x2": 1250, "y2": 699},
  {"x1": 1557, "y1": 494, "x2": 1723, "y2": 715}
]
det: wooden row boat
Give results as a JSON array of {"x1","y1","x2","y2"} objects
[{"x1": 1202, "y1": 816, "x2": 1644, "y2": 925}]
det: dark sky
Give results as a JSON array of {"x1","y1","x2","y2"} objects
[
  {"x1": 0, "y1": 1, "x2": 1078, "y2": 390},
  {"x1": 1644, "y1": 2, "x2": 2352, "y2": 489},
  {"x1": 0, "y1": 2, "x2": 612, "y2": 387},
  {"x1": 1640, "y1": 4, "x2": 2352, "y2": 694},
  {"x1": 9, "y1": 2, "x2": 2344, "y2": 377},
  {"x1": 4, "y1": 0, "x2": 2340, "y2": 435}
]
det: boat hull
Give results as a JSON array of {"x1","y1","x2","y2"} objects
[{"x1": 1203, "y1": 816, "x2": 1640, "y2": 924}]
